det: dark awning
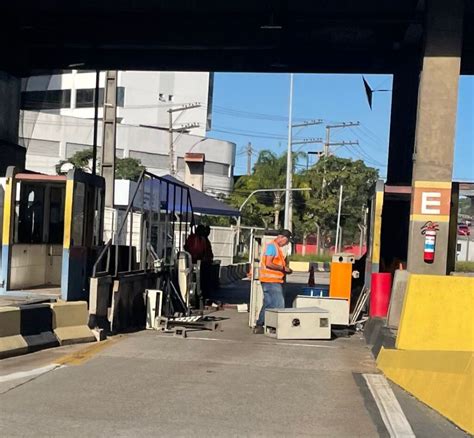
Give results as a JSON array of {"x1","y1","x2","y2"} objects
[{"x1": 162, "y1": 175, "x2": 240, "y2": 217}]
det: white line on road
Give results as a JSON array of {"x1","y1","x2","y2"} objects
[
  {"x1": 363, "y1": 373, "x2": 415, "y2": 438},
  {"x1": 0, "y1": 364, "x2": 62, "y2": 383},
  {"x1": 170, "y1": 336, "x2": 337, "y2": 348}
]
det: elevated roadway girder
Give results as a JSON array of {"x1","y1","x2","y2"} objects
[{"x1": 0, "y1": 0, "x2": 473, "y2": 76}]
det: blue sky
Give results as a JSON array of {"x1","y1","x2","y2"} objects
[{"x1": 207, "y1": 73, "x2": 473, "y2": 181}]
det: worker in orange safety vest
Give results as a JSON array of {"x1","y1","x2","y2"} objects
[{"x1": 254, "y1": 229, "x2": 293, "y2": 334}]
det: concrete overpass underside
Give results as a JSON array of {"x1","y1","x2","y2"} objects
[
  {"x1": 0, "y1": 0, "x2": 472, "y2": 275},
  {"x1": 0, "y1": 0, "x2": 474, "y2": 75}
]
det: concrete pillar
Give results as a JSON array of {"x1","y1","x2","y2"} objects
[
  {"x1": 380, "y1": 65, "x2": 420, "y2": 270},
  {"x1": 0, "y1": 71, "x2": 24, "y2": 174},
  {"x1": 386, "y1": 66, "x2": 420, "y2": 186},
  {"x1": 406, "y1": 0, "x2": 464, "y2": 274}
]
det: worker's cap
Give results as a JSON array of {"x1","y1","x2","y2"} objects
[{"x1": 279, "y1": 229, "x2": 294, "y2": 243}]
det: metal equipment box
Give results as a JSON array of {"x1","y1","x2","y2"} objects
[
  {"x1": 146, "y1": 290, "x2": 163, "y2": 330},
  {"x1": 332, "y1": 253, "x2": 355, "y2": 264},
  {"x1": 264, "y1": 307, "x2": 331, "y2": 340},
  {"x1": 329, "y1": 262, "x2": 352, "y2": 305},
  {"x1": 293, "y1": 296, "x2": 350, "y2": 326}
]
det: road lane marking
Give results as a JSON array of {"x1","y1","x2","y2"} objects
[
  {"x1": 0, "y1": 364, "x2": 62, "y2": 383},
  {"x1": 159, "y1": 336, "x2": 337, "y2": 348},
  {"x1": 363, "y1": 373, "x2": 415, "y2": 438}
]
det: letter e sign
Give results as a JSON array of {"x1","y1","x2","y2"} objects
[{"x1": 421, "y1": 192, "x2": 441, "y2": 215}]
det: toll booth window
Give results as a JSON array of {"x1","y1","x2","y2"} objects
[
  {"x1": 71, "y1": 182, "x2": 85, "y2": 246},
  {"x1": 49, "y1": 187, "x2": 65, "y2": 244},
  {"x1": 93, "y1": 189, "x2": 104, "y2": 246},
  {"x1": 17, "y1": 185, "x2": 45, "y2": 243}
]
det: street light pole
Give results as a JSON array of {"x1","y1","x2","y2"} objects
[
  {"x1": 235, "y1": 187, "x2": 311, "y2": 256},
  {"x1": 335, "y1": 185, "x2": 343, "y2": 253},
  {"x1": 284, "y1": 73, "x2": 294, "y2": 231}
]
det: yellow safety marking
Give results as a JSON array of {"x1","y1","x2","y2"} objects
[
  {"x1": 2, "y1": 177, "x2": 13, "y2": 246},
  {"x1": 62, "y1": 180, "x2": 74, "y2": 250},
  {"x1": 413, "y1": 180, "x2": 452, "y2": 189},
  {"x1": 396, "y1": 274, "x2": 474, "y2": 352},
  {"x1": 410, "y1": 214, "x2": 450, "y2": 223},
  {"x1": 55, "y1": 337, "x2": 119, "y2": 366},
  {"x1": 372, "y1": 191, "x2": 384, "y2": 264},
  {"x1": 377, "y1": 348, "x2": 474, "y2": 434}
]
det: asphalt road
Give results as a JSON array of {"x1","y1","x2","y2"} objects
[{"x1": 0, "y1": 279, "x2": 468, "y2": 437}]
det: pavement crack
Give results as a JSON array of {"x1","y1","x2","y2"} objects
[{"x1": 0, "y1": 364, "x2": 63, "y2": 395}]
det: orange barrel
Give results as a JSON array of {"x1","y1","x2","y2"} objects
[{"x1": 370, "y1": 273, "x2": 392, "y2": 318}]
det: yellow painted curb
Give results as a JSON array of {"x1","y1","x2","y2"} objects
[
  {"x1": 377, "y1": 348, "x2": 474, "y2": 434},
  {"x1": 56, "y1": 337, "x2": 120, "y2": 366}
]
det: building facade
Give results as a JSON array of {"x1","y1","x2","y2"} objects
[
  {"x1": 21, "y1": 70, "x2": 213, "y2": 137},
  {"x1": 20, "y1": 111, "x2": 235, "y2": 195},
  {"x1": 19, "y1": 70, "x2": 234, "y2": 195}
]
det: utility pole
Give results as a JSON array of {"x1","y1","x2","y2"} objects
[
  {"x1": 101, "y1": 70, "x2": 118, "y2": 208},
  {"x1": 167, "y1": 103, "x2": 201, "y2": 175},
  {"x1": 324, "y1": 122, "x2": 360, "y2": 157},
  {"x1": 92, "y1": 70, "x2": 100, "y2": 175},
  {"x1": 246, "y1": 142, "x2": 253, "y2": 176},
  {"x1": 284, "y1": 73, "x2": 294, "y2": 231},
  {"x1": 322, "y1": 121, "x2": 360, "y2": 197}
]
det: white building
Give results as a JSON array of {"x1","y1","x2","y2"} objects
[
  {"x1": 18, "y1": 70, "x2": 235, "y2": 195},
  {"x1": 21, "y1": 70, "x2": 213, "y2": 136},
  {"x1": 20, "y1": 111, "x2": 235, "y2": 195}
]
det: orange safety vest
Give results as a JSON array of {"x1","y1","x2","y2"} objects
[{"x1": 260, "y1": 240, "x2": 286, "y2": 284}]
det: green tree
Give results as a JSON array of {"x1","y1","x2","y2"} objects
[
  {"x1": 57, "y1": 149, "x2": 145, "y2": 182},
  {"x1": 297, "y1": 155, "x2": 379, "y2": 249},
  {"x1": 115, "y1": 157, "x2": 145, "y2": 181},
  {"x1": 230, "y1": 149, "x2": 305, "y2": 229},
  {"x1": 56, "y1": 148, "x2": 94, "y2": 174}
]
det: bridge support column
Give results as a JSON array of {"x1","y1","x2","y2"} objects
[
  {"x1": 380, "y1": 66, "x2": 420, "y2": 270},
  {"x1": 406, "y1": 0, "x2": 464, "y2": 274},
  {"x1": 0, "y1": 71, "x2": 24, "y2": 174}
]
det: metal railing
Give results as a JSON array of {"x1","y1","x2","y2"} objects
[{"x1": 92, "y1": 170, "x2": 194, "y2": 278}]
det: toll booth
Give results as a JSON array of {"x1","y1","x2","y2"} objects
[{"x1": 0, "y1": 167, "x2": 105, "y2": 301}]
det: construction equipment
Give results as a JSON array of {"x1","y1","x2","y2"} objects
[
  {"x1": 264, "y1": 307, "x2": 331, "y2": 340},
  {"x1": 157, "y1": 315, "x2": 222, "y2": 333}
]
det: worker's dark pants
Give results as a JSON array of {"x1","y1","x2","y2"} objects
[{"x1": 256, "y1": 282, "x2": 284, "y2": 326}]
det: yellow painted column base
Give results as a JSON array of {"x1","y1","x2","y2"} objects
[{"x1": 377, "y1": 348, "x2": 474, "y2": 434}]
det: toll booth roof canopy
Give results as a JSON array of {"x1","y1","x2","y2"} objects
[{"x1": 162, "y1": 175, "x2": 240, "y2": 217}]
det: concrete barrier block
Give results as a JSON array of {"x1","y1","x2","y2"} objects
[
  {"x1": 19, "y1": 304, "x2": 60, "y2": 353},
  {"x1": 396, "y1": 274, "x2": 474, "y2": 351},
  {"x1": 378, "y1": 348, "x2": 474, "y2": 434},
  {"x1": 0, "y1": 307, "x2": 28, "y2": 359},
  {"x1": 289, "y1": 261, "x2": 309, "y2": 272},
  {"x1": 220, "y1": 266, "x2": 230, "y2": 285},
  {"x1": 50, "y1": 301, "x2": 95, "y2": 346},
  {"x1": 386, "y1": 270, "x2": 409, "y2": 329}
]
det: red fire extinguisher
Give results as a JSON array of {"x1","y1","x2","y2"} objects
[{"x1": 421, "y1": 221, "x2": 439, "y2": 264}]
